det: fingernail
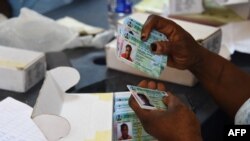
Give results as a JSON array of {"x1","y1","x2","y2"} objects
[
  {"x1": 141, "y1": 34, "x2": 146, "y2": 41},
  {"x1": 151, "y1": 43, "x2": 157, "y2": 52}
]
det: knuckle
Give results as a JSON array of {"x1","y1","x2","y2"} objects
[
  {"x1": 148, "y1": 14, "x2": 155, "y2": 19},
  {"x1": 147, "y1": 14, "x2": 159, "y2": 21}
]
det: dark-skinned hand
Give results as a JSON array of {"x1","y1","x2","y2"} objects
[
  {"x1": 129, "y1": 80, "x2": 202, "y2": 141},
  {"x1": 141, "y1": 15, "x2": 203, "y2": 70}
]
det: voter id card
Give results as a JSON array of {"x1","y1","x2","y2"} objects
[
  {"x1": 117, "y1": 17, "x2": 168, "y2": 78},
  {"x1": 113, "y1": 92, "x2": 156, "y2": 140},
  {"x1": 127, "y1": 85, "x2": 168, "y2": 110}
]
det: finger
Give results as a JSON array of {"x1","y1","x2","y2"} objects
[
  {"x1": 162, "y1": 91, "x2": 180, "y2": 108},
  {"x1": 163, "y1": 92, "x2": 185, "y2": 108},
  {"x1": 162, "y1": 91, "x2": 173, "y2": 106},
  {"x1": 138, "y1": 80, "x2": 148, "y2": 88},
  {"x1": 141, "y1": 15, "x2": 178, "y2": 41},
  {"x1": 150, "y1": 41, "x2": 171, "y2": 55},
  {"x1": 128, "y1": 95, "x2": 146, "y2": 119},
  {"x1": 139, "y1": 80, "x2": 166, "y2": 91},
  {"x1": 156, "y1": 82, "x2": 166, "y2": 91},
  {"x1": 141, "y1": 15, "x2": 158, "y2": 41},
  {"x1": 148, "y1": 81, "x2": 157, "y2": 89}
]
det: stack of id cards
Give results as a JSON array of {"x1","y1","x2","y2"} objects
[
  {"x1": 113, "y1": 85, "x2": 167, "y2": 141},
  {"x1": 117, "y1": 17, "x2": 168, "y2": 78}
]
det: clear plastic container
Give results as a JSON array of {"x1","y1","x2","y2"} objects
[{"x1": 107, "y1": 0, "x2": 133, "y2": 31}]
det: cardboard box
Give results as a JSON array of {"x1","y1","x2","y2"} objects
[
  {"x1": 0, "y1": 45, "x2": 46, "y2": 92},
  {"x1": 134, "y1": 0, "x2": 204, "y2": 15},
  {"x1": 167, "y1": 0, "x2": 204, "y2": 15},
  {"x1": 224, "y1": 1, "x2": 250, "y2": 20},
  {"x1": 105, "y1": 13, "x2": 229, "y2": 86},
  {"x1": 32, "y1": 67, "x2": 114, "y2": 141}
]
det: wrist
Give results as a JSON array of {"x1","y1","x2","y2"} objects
[
  {"x1": 188, "y1": 45, "x2": 227, "y2": 88},
  {"x1": 189, "y1": 45, "x2": 208, "y2": 73}
]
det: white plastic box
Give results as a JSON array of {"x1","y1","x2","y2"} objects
[
  {"x1": 105, "y1": 13, "x2": 227, "y2": 86},
  {"x1": 0, "y1": 45, "x2": 46, "y2": 92}
]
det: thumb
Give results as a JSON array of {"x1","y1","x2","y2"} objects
[
  {"x1": 162, "y1": 91, "x2": 173, "y2": 106},
  {"x1": 129, "y1": 95, "x2": 146, "y2": 119},
  {"x1": 162, "y1": 91, "x2": 184, "y2": 108}
]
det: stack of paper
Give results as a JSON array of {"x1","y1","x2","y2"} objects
[{"x1": 0, "y1": 97, "x2": 47, "y2": 141}]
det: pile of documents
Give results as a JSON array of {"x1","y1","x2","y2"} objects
[{"x1": 0, "y1": 97, "x2": 47, "y2": 141}]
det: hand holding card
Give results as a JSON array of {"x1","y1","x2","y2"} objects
[
  {"x1": 117, "y1": 17, "x2": 168, "y2": 78},
  {"x1": 127, "y1": 85, "x2": 168, "y2": 110}
]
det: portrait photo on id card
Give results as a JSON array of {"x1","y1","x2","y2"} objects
[
  {"x1": 117, "y1": 122, "x2": 133, "y2": 140},
  {"x1": 120, "y1": 41, "x2": 136, "y2": 62}
]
